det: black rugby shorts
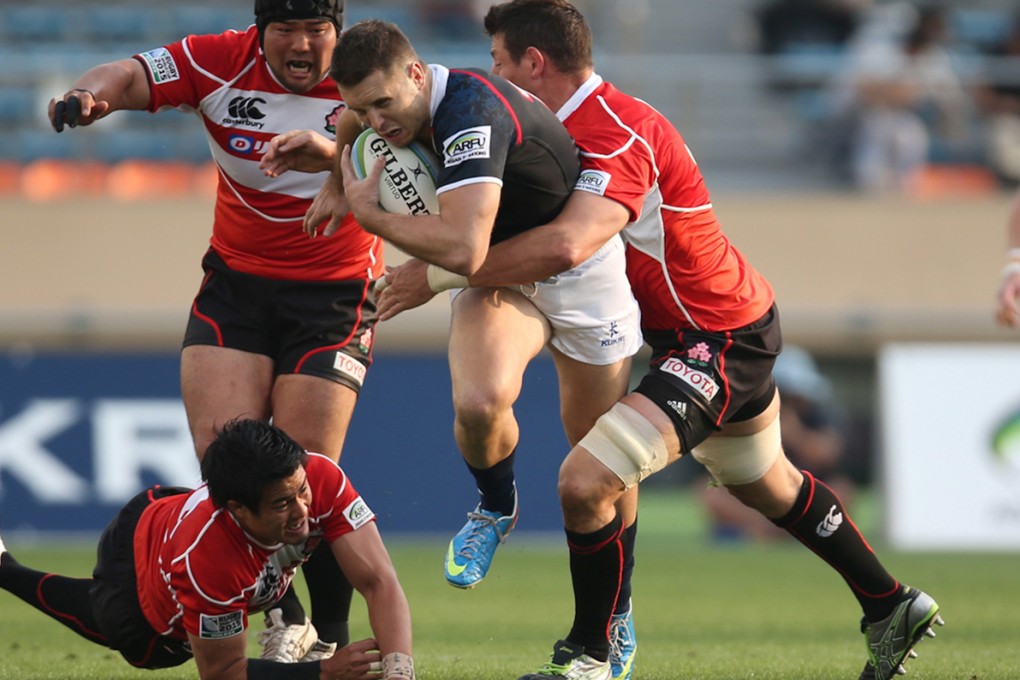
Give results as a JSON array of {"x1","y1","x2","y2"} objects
[
  {"x1": 90, "y1": 485, "x2": 193, "y2": 669},
  {"x1": 183, "y1": 249, "x2": 378, "y2": 392},
  {"x1": 634, "y1": 304, "x2": 782, "y2": 454}
]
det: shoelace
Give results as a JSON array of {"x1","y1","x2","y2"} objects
[
  {"x1": 609, "y1": 615, "x2": 633, "y2": 651},
  {"x1": 456, "y1": 511, "x2": 505, "y2": 558}
]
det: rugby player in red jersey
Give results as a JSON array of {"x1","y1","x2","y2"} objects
[
  {"x1": 48, "y1": 0, "x2": 373, "y2": 660},
  {"x1": 0, "y1": 419, "x2": 414, "y2": 680}
]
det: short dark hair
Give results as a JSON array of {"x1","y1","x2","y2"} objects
[
  {"x1": 330, "y1": 19, "x2": 420, "y2": 88},
  {"x1": 483, "y1": 0, "x2": 593, "y2": 74},
  {"x1": 200, "y1": 419, "x2": 308, "y2": 512}
]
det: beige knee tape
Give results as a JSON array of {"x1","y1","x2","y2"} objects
[
  {"x1": 578, "y1": 402, "x2": 669, "y2": 489},
  {"x1": 691, "y1": 416, "x2": 781, "y2": 486}
]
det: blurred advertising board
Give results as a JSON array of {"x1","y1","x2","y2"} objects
[
  {"x1": 0, "y1": 351, "x2": 568, "y2": 538},
  {"x1": 880, "y1": 344, "x2": 1020, "y2": 550}
]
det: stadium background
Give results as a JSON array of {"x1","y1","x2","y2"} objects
[{"x1": 0, "y1": 0, "x2": 1018, "y2": 545}]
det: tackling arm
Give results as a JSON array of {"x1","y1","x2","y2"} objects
[{"x1": 468, "y1": 191, "x2": 630, "y2": 287}]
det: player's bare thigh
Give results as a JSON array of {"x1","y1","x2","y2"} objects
[
  {"x1": 448, "y1": 287, "x2": 551, "y2": 410},
  {"x1": 448, "y1": 287, "x2": 550, "y2": 466},
  {"x1": 181, "y1": 345, "x2": 274, "y2": 459},
  {"x1": 272, "y1": 374, "x2": 359, "y2": 462},
  {"x1": 548, "y1": 345, "x2": 632, "y2": 447},
  {"x1": 551, "y1": 346, "x2": 638, "y2": 526}
]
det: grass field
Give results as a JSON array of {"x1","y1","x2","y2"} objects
[{"x1": 1, "y1": 489, "x2": 1017, "y2": 679}]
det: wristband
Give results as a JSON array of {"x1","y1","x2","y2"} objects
[
  {"x1": 382, "y1": 652, "x2": 415, "y2": 679},
  {"x1": 1002, "y1": 262, "x2": 1020, "y2": 280},
  {"x1": 426, "y1": 264, "x2": 469, "y2": 293}
]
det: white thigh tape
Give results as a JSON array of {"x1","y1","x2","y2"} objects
[
  {"x1": 578, "y1": 402, "x2": 669, "y2": 489},
  {"x1": 691, "y1": 415, "x2": 781, "y2": 486}
]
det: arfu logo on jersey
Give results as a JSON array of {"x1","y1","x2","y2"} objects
[
  {"x1": 575, "y1": 169, "x2": 611, "y2": 197},
  {"x1": 343, "y1": 497, "x2": 375, "y2": 530},
  {"x1": 443, "y1": 126, "x2": 491, "y2": 167}
]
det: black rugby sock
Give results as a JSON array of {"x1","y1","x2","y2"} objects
[
  {"x1": 0, "y1": 552, "x2": 108, "y2": 645},
  {"x1": 773, "y1": 471, "x2": 903, "y2": 621},
  {"x1": 565, "y1": 513, "x2": 624, "y2": 662},
  {"x1": 273, "y1": 583, "x2": 308, "y2": 626},
  {"x1": 302, "y1": 541, "x2": 353, "y2": 646},
  {"x1": 613, "y1": 516, "x2": 637, "y2": 617},
  {"x1": 467, "y1": 449, "x2": 517, "y2": 516}
]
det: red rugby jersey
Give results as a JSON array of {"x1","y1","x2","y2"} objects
[
  {"x1": 133, "y1": 454, "x2": 374, "y2": 641},
  {"x1": 135, "y1": 26, "x2": 383, "y2": 281},
  {"x1": 562, "y1": 75, "x2": 773, "y2": 332}
]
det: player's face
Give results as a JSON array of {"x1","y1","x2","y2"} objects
[
  {"x1": 235, "y1": 466, "x2": 313, "y2": 546},
  {"x1": 340, "y1": 61, "x2": 430, "y2": 147},
  {"x1": 263, "y1": 19, "x2": 338, "y2": 94},
  {"x1": 489, "y1": 35, "x2": 530, "y2": 90}
]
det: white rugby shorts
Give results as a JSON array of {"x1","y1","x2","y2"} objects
[{"x1": 515, "y1": 235, "x2": 642, "y2": 365}]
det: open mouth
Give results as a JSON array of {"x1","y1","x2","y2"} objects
[
  {"x1": 285, "y1": 519, "x2": 307, "y2": 535},
  {"x1": 287, "y1": 60, "x2": 314, "y2": 77}
]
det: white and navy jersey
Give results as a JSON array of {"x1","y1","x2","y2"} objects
[
  {"x1": 134, "y1": 26, "x2": 383, "y2": 282},
  {"x1": 132, "y1": 454, "x2": 375, "y2": 641},
  {"x1": 427, "y1": 66, "x2": 579, "y2": 245}
]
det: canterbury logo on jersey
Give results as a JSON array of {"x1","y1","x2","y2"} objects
[
  {"x1": 228, "y1": 96, "x2": 266, "y2": 119},
  {"x1": 442, "y1": 126, "x2": 491, "y2": 166}
]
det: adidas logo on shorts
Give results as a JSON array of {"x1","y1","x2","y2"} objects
[{"x1": 666, "y1": 400, "x2": 688, "y2": 418}]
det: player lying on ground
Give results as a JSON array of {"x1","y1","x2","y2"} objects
[{"x1": 0, "y1": 419, "x2": 414, "y2": 680}]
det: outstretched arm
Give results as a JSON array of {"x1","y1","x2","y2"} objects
[
  {"x1": 332, "y1": 523, "x2": 414, "y2": 680},
  {"x1": 49, "y1": 58, "x2": 151, "y2": 132},
  {"x1": 303, "y1": 108, "x2": 367, "y2": 238}
]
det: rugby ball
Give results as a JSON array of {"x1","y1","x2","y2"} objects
[{"x1": 350, "y1": 129, "x2": 440, "y2": 215}]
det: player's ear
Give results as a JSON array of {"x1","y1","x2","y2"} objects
[
  {"x1": 226, "y1": 499, "x2": 252, "y2": 518},
  {"x1": 524, "y1": 46, "x2": 546, "y2": 77},
  {"x1": 408, "y1": 61, "x2": 427, "y2": 90}
]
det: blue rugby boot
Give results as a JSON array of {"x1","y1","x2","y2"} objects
[
  {"x1": 444, "y1": 498, "x2": 518, "y2": 589},
  {"x1": 609, "y1": 598, "x2": 636, "y2": 679}
]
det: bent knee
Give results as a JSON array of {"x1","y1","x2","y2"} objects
[
  {"x1": 452, "y1": 388, "x2": 517, "y2": 429},
  {"x1": 557, "y1": 450, "x2": 623, "y2": 515}
]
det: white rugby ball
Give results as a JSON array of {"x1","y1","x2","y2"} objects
[{"x1": 350, "y1": 129, "x2": 440, "y2": 215}]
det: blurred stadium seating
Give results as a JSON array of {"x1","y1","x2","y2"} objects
[{"x1": 1, "y1": 0, "x2": 1016, "y2": 191}]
